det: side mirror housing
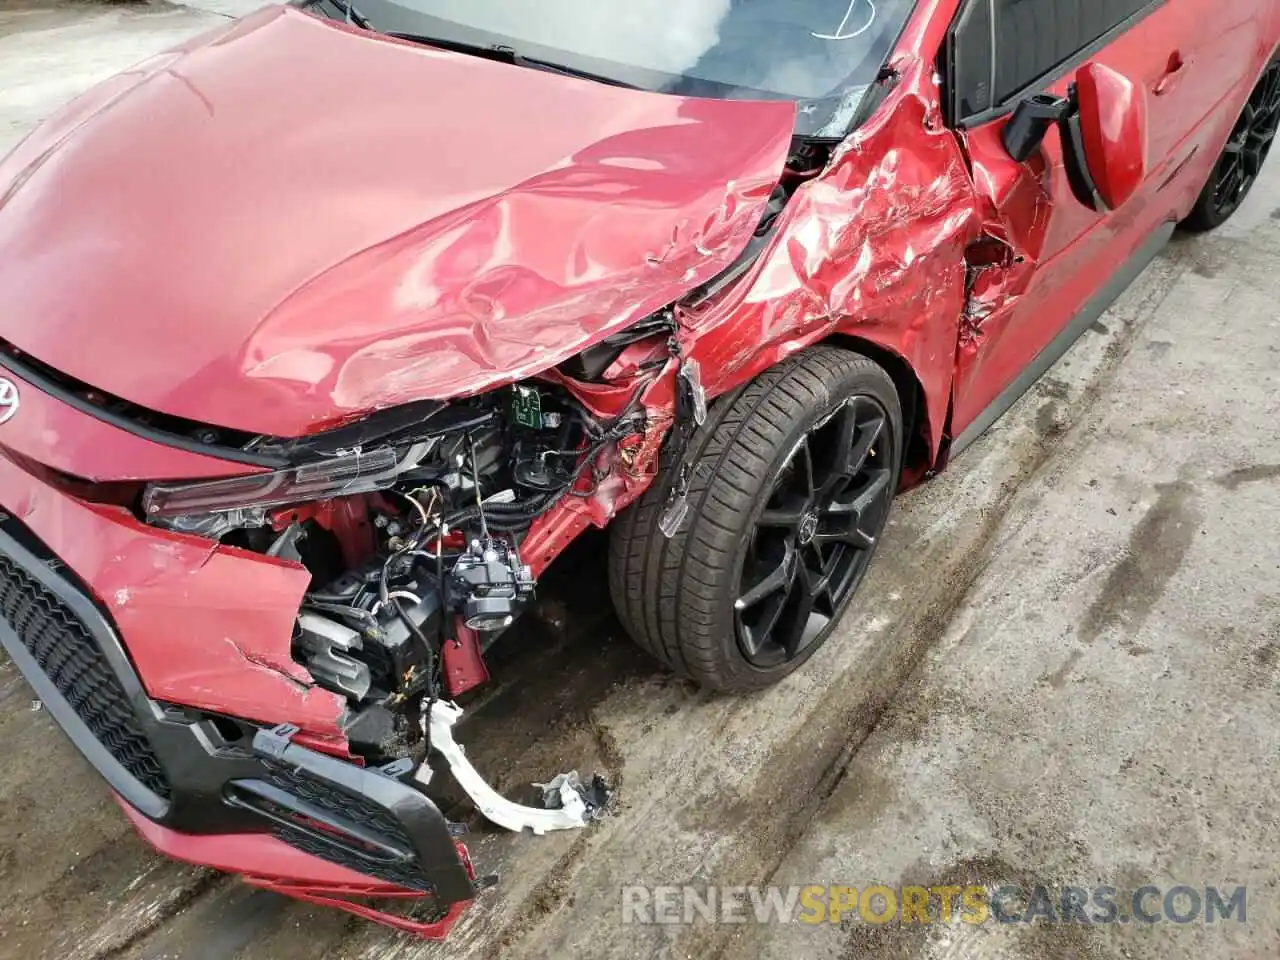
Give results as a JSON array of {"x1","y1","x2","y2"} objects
[
  {"x1": 1073, "y1": 61, "x2": 1148, "y2": 210},
  {"x1": 1000, "y1": 62, "x2": 1148, "y2": 212}
]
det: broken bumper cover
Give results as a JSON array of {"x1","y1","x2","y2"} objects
[{"x1": 0, "y1": 462, "x2": 476, "y2": 936}]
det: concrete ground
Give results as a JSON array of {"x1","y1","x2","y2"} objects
[{"x1": 1, "y1": 3, "x2": 1277, "y2": 959}]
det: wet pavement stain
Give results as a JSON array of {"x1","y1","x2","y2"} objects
[
  {"x1": 837, "y1": 856, "x2": 1117, "y2": 960},
  {"x1": 1214, "y1": 462, "x2": 1280, "y2": 490},
  {"x1": 1041, "y1": 649, "x2": 1083, "y2": 688},
  {"x1": 816, "y1": 757, "x2": 901, "y2": 827},
  {"x1": 1078, "y1": 479, "x2": 1201, "y2": 644},
  {"x1": 497, "y1": 833, "x2": 593, "y2": 951},
  {"x1": 1036, "y1": 401, "x2": 1067, "y2": 440},
  {"x1": 878, "y1": 682, "x2": 970, "y2": 746}
]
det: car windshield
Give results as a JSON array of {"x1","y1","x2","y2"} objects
[{"x1": 352, "y1": 0, "x2": 916, "y2": 137}]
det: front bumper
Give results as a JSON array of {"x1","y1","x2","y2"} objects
[{"x1": 0, "y1": 455, "x2": 475, "y2": 935}]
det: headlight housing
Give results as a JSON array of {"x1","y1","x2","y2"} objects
[{"x1": 141, "y1": 445, "x2": 406, "y2": 529}]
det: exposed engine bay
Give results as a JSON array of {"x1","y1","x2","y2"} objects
[{"x1": 139, "y1": 378, "x2": 651, "y2": 765}]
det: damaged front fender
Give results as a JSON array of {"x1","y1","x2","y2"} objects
[
  {"x1": 680, "y1": 58, "x2": 985, "y2": 464},
  {"x1": 518, "y1": 59, "x2": 987, "y2": 568}
]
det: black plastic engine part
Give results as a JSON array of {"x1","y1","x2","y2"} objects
[
  {"x1": 295, "y1": 612, "x2": 372, "y2": 700},
  {"x1": 450, "y1": 537, "x2": 535, "y2": 632},
  {"x1": 306, "y1": 564, "x2": 443, "y2": 700}
]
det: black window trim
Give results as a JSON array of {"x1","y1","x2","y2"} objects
[{"x1": 944, "y1": 0, "x2": 1167, "y2": 129}]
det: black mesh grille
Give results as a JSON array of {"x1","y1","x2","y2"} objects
[
  {"x1": 261, "y1": 764, "x2": 433, "y2": 892},
  {"x1": 0, "y1": 552, "x2": 171, "y2": 799}
]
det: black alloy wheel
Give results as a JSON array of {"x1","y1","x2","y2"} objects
[
  {"x1": 609, "y1": 347, "x2": 904, "y2": 691},
  {"x1": 734, "y1": 395, "x2": 893, "y2": 668}
]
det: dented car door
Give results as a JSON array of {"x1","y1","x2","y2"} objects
[{"x1": 944, "y1": 0, "x2": 1183, "y2": 447}]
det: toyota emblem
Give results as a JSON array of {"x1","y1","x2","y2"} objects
[{"x1": 0, "y1": 378, "x2": 20, "y2": 425}]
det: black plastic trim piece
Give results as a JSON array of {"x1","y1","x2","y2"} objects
[
  {"x1": 1060, "y1": 108, "x2": 1109, "y2": 211},
  {"x1": 0, "y1": 348, "x2": 288, "y2": 470},
  {"x1": 237, "y1": 724, "x2": 476, "y2": 903},
  {"x1": 262, "y1": 399, "x2": 477, "y2": 461},
  {"x1": 945, "y1": 0, "x2": 1166, "y2": 130},
  {"x1": 950, "y1": 220, "x2": 1175, "y2": 456},
  {"x1": 227, "y1": 779, "x2": 416, "y2": 862}
]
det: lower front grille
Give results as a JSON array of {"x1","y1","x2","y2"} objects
[
  {"x1": 0, "y1": 552, "x2": 171, "y2": 799},
  {"x1": 229, "y1": 724, "x2": 476, "y2": 903},
  {"x1": 257, "y1": 764, "x2": 434, "y2": 892},
  {"x1": 271, "y1": 821, "x2": 435, "y2": 893}
]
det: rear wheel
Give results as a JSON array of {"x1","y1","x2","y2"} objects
[
  {"x1": 1182, "y1": 56, "x2": 1280, "y2": 232},
  {"x1": 609, "y1": 347, "x2": 902, "y2": 691}
]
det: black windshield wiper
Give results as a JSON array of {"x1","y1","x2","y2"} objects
[{"x1": 385, "y1": 34, "x2": 641, "y2": 89}]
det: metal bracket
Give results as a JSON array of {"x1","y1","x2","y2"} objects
[
  {"x1": 418, "y1": 701, "x2": 595, "y2": 835},
  {"x1": 658, "y1": 357, "x2": 708, "y2": 538}
]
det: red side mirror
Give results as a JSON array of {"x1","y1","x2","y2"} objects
[{"x1": 1074, "y1": 62, "x2": 1148, "y2": 210}]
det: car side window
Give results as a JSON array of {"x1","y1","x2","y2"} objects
[{"x1": 948, "y1": 0, "x2": 1157, "y2": 123}]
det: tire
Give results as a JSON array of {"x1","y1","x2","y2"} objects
[
  {"x1": 1181, "y1": 55, "x2": 1280, "y2": 233},
  {"x1": 609, "y1": 347, "x2": 903, "y2": 691}
]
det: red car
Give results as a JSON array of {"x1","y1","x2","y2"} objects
[{"x1": 0, "y1": 0, "x2": 1276, "y2": 938}]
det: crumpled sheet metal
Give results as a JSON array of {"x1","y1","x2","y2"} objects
[
  {"x1": 683, "y1": 59, "x2": 984, "y2": 461},
  {"x1": 261, "y1": 120, "x2": 794, "y2": 425},
  {"x1": 526, "y1": 60, "x2": 987, "y2": 573},
  {"x1": 0, "y1": 450, "x2": 348, "y2": 743}
]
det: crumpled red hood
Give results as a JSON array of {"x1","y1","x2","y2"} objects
[{"x1": 0, "y1": 6, "x2": 793, "y2": 437}]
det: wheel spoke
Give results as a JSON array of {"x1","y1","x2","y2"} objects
[
  {"x1": 739, "y1": 594, "x2": 788, "y2": 658},
  {"x1": 847, "y1": 416, "x2": 885, "y2": 477},
  {"x1": 1263, "y1": 64, "x2": 1280, "y2": 110},
  {"x1": 1231, "y1": 162, "x2": 1246, "y2": 195},
  {"x1": 759, "y1": 501, "x2": 807, "y2": 530},
  {"x1": 820, "y1": 468, "x2": 892, "y2": 551},
  {"x1": 811, "y1": 400, "x2": 859, "y2": 495},
  {"x1": 816, "y1": 401, "x2": 885, "y2": 500},
  {"x1": 803, "y1": 542, "x2": 831, "y2": 592},
  {"x1": 815, "y1": 527, "x2": 877, "y2": 550},
  {"x1": 780, "y1": 576, "x2": 818, "y2": 660},
  {"x1": 736, "y1": 541, "x2": 796, "y2": 611},
  {"x1": 798, "y1": 439, "x2": 817, "y2": 498},
  {"x1": 826, "y1": 469, "x2": 892, "y2": 518},
  {"x1": 1216, "y1": 158, "x2": 1244, "y2": 206},
  {"x1": 1243, "y1": 148, "x2": 1260, "y2": 177}
]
